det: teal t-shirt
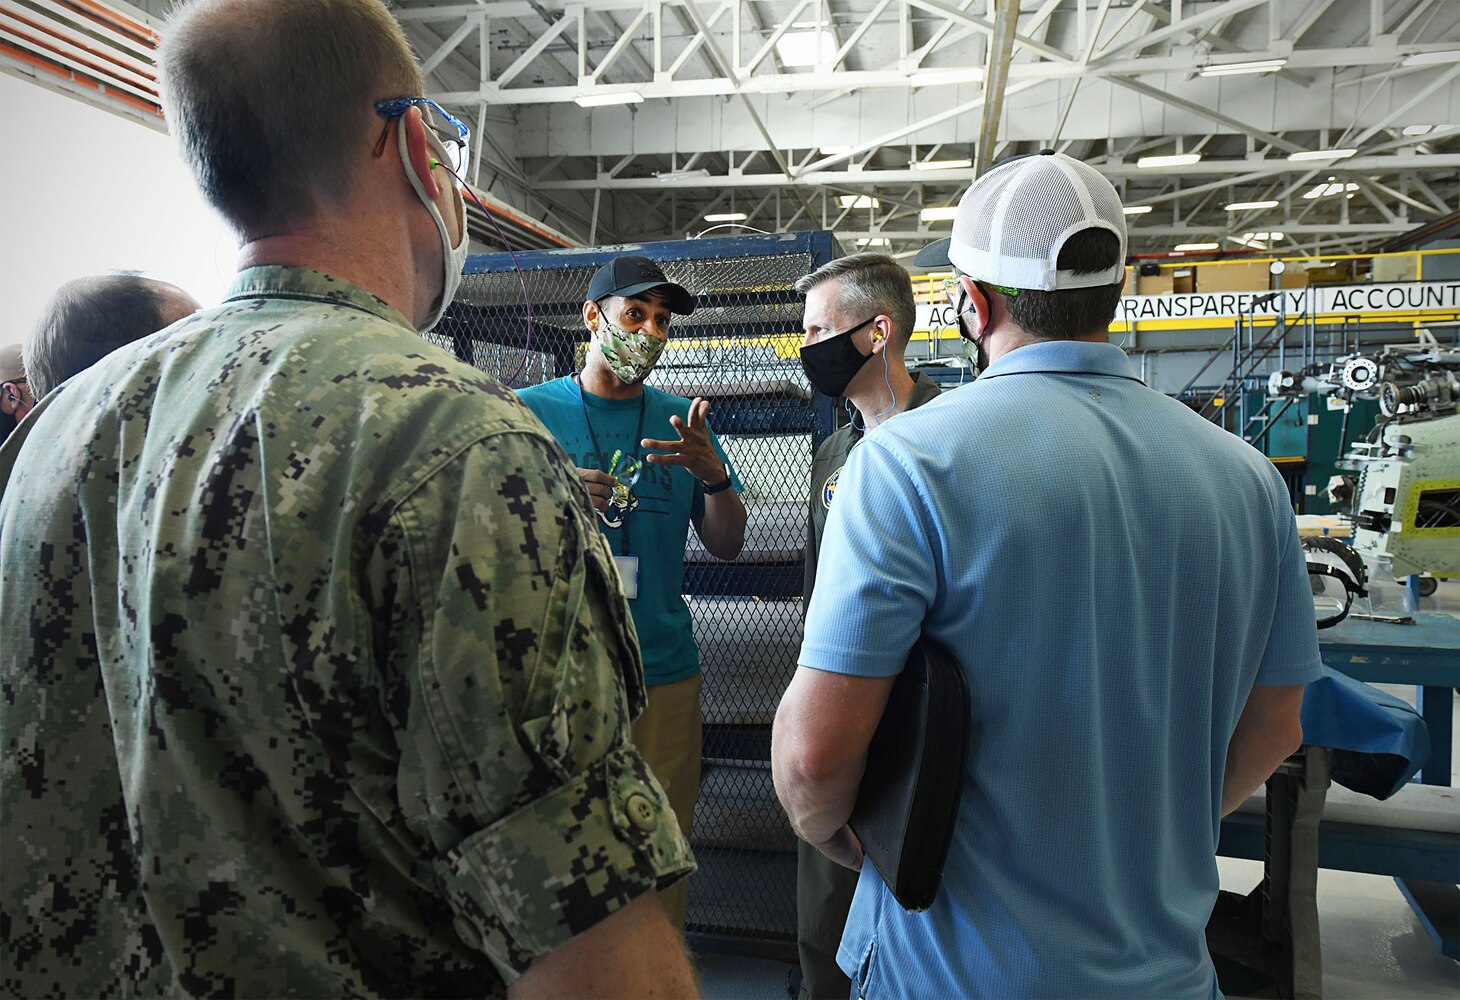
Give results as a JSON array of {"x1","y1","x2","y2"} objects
[{"x1": 517, "y1": 376, "x2": 741, "y2": 686}]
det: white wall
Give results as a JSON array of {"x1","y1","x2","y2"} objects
[{"x1": 0, "y1": 71, "x2": 237, "y2": 342}]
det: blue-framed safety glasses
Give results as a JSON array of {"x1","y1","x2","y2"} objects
[{"x1": 374, "y1": 97, "x2": 472, "y2": 176}]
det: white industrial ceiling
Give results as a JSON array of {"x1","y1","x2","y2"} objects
[{"x1": 123, "y1": 0, "x2": 1460, "y2": 260}]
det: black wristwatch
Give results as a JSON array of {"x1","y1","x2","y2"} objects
[{"x1": 698, "y1": 467, "x2": 733, "y2": 495}]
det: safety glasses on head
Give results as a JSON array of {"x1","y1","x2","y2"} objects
[
  {"x1": 942, "y1": 275, "x2": 1018, "y2": 311},
  {"x1": 373, "y1": 97, "x2": 472, "y2": 176}
]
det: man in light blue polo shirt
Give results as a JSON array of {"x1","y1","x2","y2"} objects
[{"x1": 772, "y1": 151, "x2": 1323, "y2": 998}]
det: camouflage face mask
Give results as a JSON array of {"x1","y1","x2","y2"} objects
[{"x1": 595, "y1": 313, "x2": 667, "y2": 384}]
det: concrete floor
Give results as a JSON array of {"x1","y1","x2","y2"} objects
[{"x1": 695, "y1": 581, "x2": 1460, "y2": 999}]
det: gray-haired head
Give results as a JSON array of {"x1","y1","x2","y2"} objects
[
  {"x1": 794, "y1": 253, "x2": 917, "y2": 349},
  {"x1": 27, "y1": 274, "x2": 200, "y2": 397}
]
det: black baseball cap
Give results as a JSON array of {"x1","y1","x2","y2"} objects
[
  {"x1": 913, "y1": 237, "x2": 953, "y2": 269},
  {"x1": 586, "y1": 256, "x2": 697, "y2": 315}
]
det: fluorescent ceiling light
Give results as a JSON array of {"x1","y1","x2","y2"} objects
[
  {"x1": 1199, "y1": 58, "x2": 1287, "y2": 77},
  {"x1": 1231, "y1": 230, "x2": 1286, "y2": 248},
  {"x1": 919, "y1": 206, "x2": 959, "y2": 222},
  {"x1": 837, "y1": 195, "x2": 880, "y2": 209},
  {"x1": 1403, "y1": 125, "x2": 1435, "y2": 136},
  {"x1": 1173, "y1": 242, "x2": 1220, "y2": 252},
  {"x1": 1137, "y1": 153, "x2": 1201, "y2": 168},
  {"x1": 574, "y1": 90, "x2": 643, "y2": 108},
  {"x1": 1123, "y1": 205, "x2": 1154, "y2": 215},
  {"x1": 776, "y1": 30, "x2": 837, "y2": 67},
  {"x1": 909, "y1": 68, "x2": 983, "y2": 87},
  {"x1": 1287, "y1": 148, "x2": 1357, "y2": 162},
  {"x1": 1403, "y1": 49, "x2": 1460, "y2": 67},
  {"x1": 704, "y1": 212, "x2": 748, "y2": 222},
  {"x1": 657, "y1": 168, "x2": 710, "y2": 182},
  {"x1": 856, "y1": 237, "x2": 891, "y2": 247},
  {"x1": 1225, "y1": 200, "x2": 1279, "y2": 211},
  {"x1": 912, "y1": 158, "x2": 972, "y2": 171},
  {"x1": 1302, "y1": 181, "x2": 1360, "y2": 199}
]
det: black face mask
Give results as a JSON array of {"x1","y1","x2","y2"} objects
[
  {"x1": 799, "y1": 315, "x2": 877, "y2": 397},
  {"x1": 952, "y1": 286, "x2": 988, "y2": 373}
]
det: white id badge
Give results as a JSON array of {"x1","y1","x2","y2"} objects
[{"x1": 613, "y1": 555, "x2": 641, "y2": 600}]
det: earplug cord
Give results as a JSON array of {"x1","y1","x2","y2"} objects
[
  {"x1": 868, "y1": 338, "x2": 896, "y2": 425},
  {"x1": 845, "y1": 324, "x2": 898, "y2": 432}
]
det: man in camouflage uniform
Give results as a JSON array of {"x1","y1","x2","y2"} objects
[{"x1": 0, "y1": 1, "x2": 695, "y2": 996}]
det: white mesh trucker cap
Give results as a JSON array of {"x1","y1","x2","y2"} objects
[{"x1": 913, "y1": 150, "x2": 1127, "y2": 291}]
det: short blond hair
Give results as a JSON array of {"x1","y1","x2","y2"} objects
[{"x1": 161, "y1": 0, "x2": 425, "y2": 237}]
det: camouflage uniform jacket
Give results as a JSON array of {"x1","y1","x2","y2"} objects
[{"x1": 0, "y1": 266, "x2": 694, "y2": 998}]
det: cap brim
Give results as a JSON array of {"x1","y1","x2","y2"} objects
[
  {"x1": 615, "y1": 279, "x2": 697, "y2": 315},
  {"x1": 912, "y1": 237, "x2": 953, "y2": 269}
]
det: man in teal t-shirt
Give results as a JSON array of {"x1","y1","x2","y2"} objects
[{"x1": 517, "y1": 255, "x2": 747, "y2": 934}]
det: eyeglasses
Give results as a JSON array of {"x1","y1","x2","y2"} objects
[
  {"x1": 373, "y1": 97, "x2": 472, "y2": 176},
  {"x1": 942, "y1": 275, "x2": 1019, "y2": 309}
]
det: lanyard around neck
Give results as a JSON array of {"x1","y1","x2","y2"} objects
[{"x1": 576, "y1": 375, "x2": 647, "y2": 555}]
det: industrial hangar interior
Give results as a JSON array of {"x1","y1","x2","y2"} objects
[{"x1": 1, "y1": 0, "x2": 1458, "y2": 998}]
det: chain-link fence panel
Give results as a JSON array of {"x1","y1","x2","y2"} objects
[{"x1": 431, "y1": 232, "x2": 842, "y2": 956}]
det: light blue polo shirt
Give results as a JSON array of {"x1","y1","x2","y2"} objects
[
  {"x1": 800, "y1": 340, "x2": 1323, "y2": 999},
  {"x1": 518, "y1": 376, "x2": 740, "y2": 687}
]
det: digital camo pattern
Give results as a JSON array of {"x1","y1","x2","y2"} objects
[{"x1": 0, "y1": 266, "x2": 693, "y2": 998}]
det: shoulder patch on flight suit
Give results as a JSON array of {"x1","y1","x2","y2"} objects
[{"x1": 822, "y1": 468, "x2": 840, "y2": 510}]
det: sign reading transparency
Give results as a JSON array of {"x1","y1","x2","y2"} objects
[
  {"x1": 914, "y1": 280, "x2": 1460, "y2": 333},
  {"x1": 1117, "y1": 281, "x2": 1460, "y2": 323}
]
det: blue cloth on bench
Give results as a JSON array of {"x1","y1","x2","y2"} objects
[{"x1": 1300, "y1": 667, "x2": 1431, "y2": 799}]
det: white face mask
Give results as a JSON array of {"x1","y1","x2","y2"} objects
[{"x1": 398, "y1": 122, "x2": 468, "y2": 332}]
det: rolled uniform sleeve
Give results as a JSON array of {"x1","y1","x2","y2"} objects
[{"x1": 375, "y1": 428, "x2": 694, "y2": 983}]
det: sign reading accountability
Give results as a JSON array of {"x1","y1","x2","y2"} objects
[{"x1": 915, "y1": 281, "x2": 1460, "y2": 331}]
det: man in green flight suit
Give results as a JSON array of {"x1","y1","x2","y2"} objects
[
  {"x1": 0, "y1": 2, "x2": 695, "y2": 997},
  {"x1": 792, "y1": 253, "x2": 943, "y2": 1000}
]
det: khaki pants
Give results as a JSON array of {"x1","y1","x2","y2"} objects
[{"x1": 631, "y1": 673, "x2": 703, "y2": 935}]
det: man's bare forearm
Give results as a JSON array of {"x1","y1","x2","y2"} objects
[
  {"x1": 509, "y1": 891, "x2": 696, "y2": 998},
  {"x1": 1221, "y1": 684, "x2": 1305, "y2": 816},
  {"x1": 772, "y1": 739, "x2": 865, "y2": 846},
  {"x1": 697, "y1": 489, "x2": 746, "y2": 560}
]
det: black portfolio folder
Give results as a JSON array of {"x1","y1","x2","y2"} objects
[{"x1": 848, "y1": 637, "x2": 970, "y2": 912}]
